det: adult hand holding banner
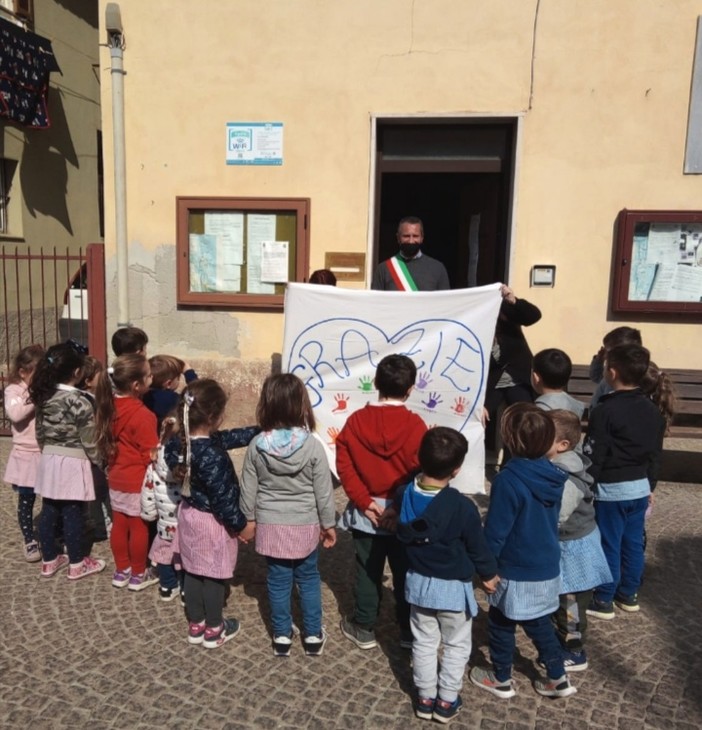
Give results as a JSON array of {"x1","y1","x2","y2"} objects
[{"x1": 282, "y1": 283, "x2": 503, "y2": 493}]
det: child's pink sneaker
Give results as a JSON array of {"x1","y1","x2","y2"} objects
[
  {"x1": 187, "y1": 621, "x2": 206, "y2": 645},
  {"x1": 67, "y1": 556, "x2": 106, "y2": 580},
  {"x1": 41, "y1": 554, "x2": 69, "y2": 578}
]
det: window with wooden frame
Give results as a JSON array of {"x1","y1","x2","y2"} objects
[
  {"x1": 176, "y1": 197, "x2": 310, "y2": 309},
  {"x1": 612, "y1": 209, "x2": 702, "y2": 317},
  {"x1": 0, "y1": 0, "x2": 33, "y2": 23}
]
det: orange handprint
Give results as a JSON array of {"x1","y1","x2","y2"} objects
[{"x1": 327, "y1": 426, "x2": 340, "y2": 446}]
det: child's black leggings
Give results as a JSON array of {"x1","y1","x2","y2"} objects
[
  {"x1": 184, "y1": 572, "x2": 226, "y2": 628},
  {"x1": 38, "y1": 498, "x2": 84, "y2": 563},
  {"x1": 16, "y1": 487, "x2": 36, "y2": 543}
]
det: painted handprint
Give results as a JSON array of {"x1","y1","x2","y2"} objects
[
  {"x1": 327, "y1": 426, "x2": 340, "y2": 446},
  {"x1": 332, "y1": 393, "x2": 349, "y2": 413},
  {"x1": 416, "y1": 371, "x2": 432, "y2": 390},
  {"x1": 422, "y1": 392, "x2": 443, "y2": 410},
  {"x1": 358, "y1": 375, "x2": 373, "y2": 392},
  {"x1": 451, "y1": 396, "x2": 467, "y2": 415}
]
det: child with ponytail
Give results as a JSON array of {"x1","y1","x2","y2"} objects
[
  {"x1": 95, "y1": 354, "x2": 160, "y2": 591},
  {"x1": 166, "y1": 379, "x2": 259, "y2": 649},
  {"x1": 29, "y1": 341, "x2": 107, "y2": 579}
]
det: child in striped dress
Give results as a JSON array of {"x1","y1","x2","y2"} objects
[
  {"x1": 165, "y1": 379, "x2": 259, "y2": 649},
  {"x1": 469, "y1": 403, "x2": 576, "y2": 699},
  {"x1": 240, "y1": 374, "x2": 336, "y2": 657}
]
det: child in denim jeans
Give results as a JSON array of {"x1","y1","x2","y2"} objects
[
  {"x1": 240, "y1": 374, "x2": 336, "y2": 657},
  {"x1": 584, "y1": 345, "x2": 666, "y2": 619}
]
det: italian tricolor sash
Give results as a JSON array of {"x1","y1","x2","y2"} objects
[{"x1": 386, "y1": 256, "x2": 418, "y2": 291}]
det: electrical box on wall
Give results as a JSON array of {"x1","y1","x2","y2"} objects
[{"x1": 530, "y1": 265, "x2": 556, "y2": 288}]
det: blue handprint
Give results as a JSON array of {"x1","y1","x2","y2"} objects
[
  {"x1": 422, "y1": 392, "x2": 443, "y2": 410},
  {"x1": 416, "y1": 371, "x2": 432, "y2": 390}
]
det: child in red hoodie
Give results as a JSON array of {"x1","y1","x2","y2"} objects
[
  {"x1": 336, "y1": 354, "x2": 427, "y2": 650},
  {"x1": 97, "y1": 354, "x2": 159, "y2": 591}
]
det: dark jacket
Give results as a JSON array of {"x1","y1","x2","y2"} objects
[
  {"x1": 584, "y1": 388, "x2": 665, "y2": 487},
  {"x1": 396, "y1": 485, "x2": 497, "y2": 582},
  {"x1": 487, "y1": 298, "x2": 542, "y2": 392},
  {"x1": 164, "y1": 426, "x2": 259, "y2": 531},
  {"x1": 143, "y1": 369, "x2": 198, "y2": 428},
  {"x1": 484, "y1": 457, "x2": 566, "y2": 581}
]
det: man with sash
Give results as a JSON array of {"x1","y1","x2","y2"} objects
[{"x1": 371, "y1": 216, "x2": 450, "y2": 291}]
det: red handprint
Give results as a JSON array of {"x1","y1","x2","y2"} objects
[
  {"x1": 327, "y1": 426, "x2": 340, "y2": 446},
  {"x1": 452, "y1": 396, "x2": 467, "y2": 415},
  {"x1": 332, "y1": 394, "x2": 350, "y2": 413}
]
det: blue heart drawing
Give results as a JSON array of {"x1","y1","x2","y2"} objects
[{"x1": 285, "y1": 317, "x2": 486, "y2": 428}]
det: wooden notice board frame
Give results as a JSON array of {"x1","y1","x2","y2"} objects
[
  {"x1": 176, "y1": 196, "x2": 310, "y2": 309},
  {"x1": 612, "y1": 209, "x2": 702, "y2": 317}
]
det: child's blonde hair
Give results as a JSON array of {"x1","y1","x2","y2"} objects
[
  {"x1": 640, "y1": 361, "x2": 676, "y2": 434},
  {"x1": 549, "y1": 409, "x2": 582, "y2": 450},
  {"x1": 149, "y1": 354, "x2": 185, "y2": 389}
]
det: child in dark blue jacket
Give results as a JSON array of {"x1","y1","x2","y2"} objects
[
  {"x1": 397, "y1": 427, "x2": 498, "y2": 723},
  {"x1": 470, "y1": 404, "x2": 575, "y2": 700}
]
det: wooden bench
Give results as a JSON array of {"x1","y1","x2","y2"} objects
[{"x1": 567, "y1": 364, "x2": 702, "y2": 439}]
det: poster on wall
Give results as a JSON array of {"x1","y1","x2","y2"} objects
[
  {"x1": 281, "y1": 283, "x2": 502, "y2": 494},
  {"x1": 226, "y1": 122, "x2": 283, "y2": 165}
]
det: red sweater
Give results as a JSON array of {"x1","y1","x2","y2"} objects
[
  {"x1": 108, "y1": 396, "x2": 158, "y2": 493},
  {"x1": 335, "y1": 403, "x2": 427, "y2": 511}
]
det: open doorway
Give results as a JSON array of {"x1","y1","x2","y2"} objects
[{"x1": 373, "y1": 118, "x2": 518, "y2": 288}]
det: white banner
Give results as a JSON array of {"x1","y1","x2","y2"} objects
[{"x1": 282, "y1": 283, "x2": 502, "y2": 493}]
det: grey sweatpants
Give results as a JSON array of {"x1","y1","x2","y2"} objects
[{"x1": 410, "y1": 604, "x2": 473, "y2": 703}]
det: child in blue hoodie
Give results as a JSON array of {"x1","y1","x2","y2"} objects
[
  {"x1": 470, "y1": 404, "x2": 576, "y2": 700},
  {"x1": 397, "y1": 427, "x2": 498, "y2": 723}
]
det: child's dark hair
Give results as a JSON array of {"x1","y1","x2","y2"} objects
[
  {"x1": 606, "y1": 344, "x2": 649, "y2": 386},
  {"x1": 78, "y1": 355, "x2": 104, "y2": 389},
  {"x1": 549, "y1": 409, "x2": 582, "y2": 451},
  {"x1": 309, "y1": 268, "x2": 337, "y2": 286},
  {"x1": 374, "y1": 354, "x2": 417, "y2": 399},
  {"x1": 602, "y1": 326, "x2": 642, "y2": 350},
  {"x1": 149, "y1": 354, "x2": 185, "y2": 389},
  {"x1": 8, "y1": 344, "x2": 44, "y2": 383},
  {"x1": 93, "y1": 354, "x2": 151, "y2": 461},
  {"x1": 256, "y1": 373, "x2": 315, "y2": 431},
  {"x1": 29, "y1": 342, "x2": 86, "y2": 408},
  {"x1": 418, "y1": 426, "x2": 468, "y2": 480},
  {"x1": 174, "y1": 379, "x2": 228, "y2": 485},
  {"x1": 500, "y1": 402, "x2": 555, "y2": 459},
  {"x1": 532, "y1": 348, "x2": 572, "y2": 389},
  {"x1": 111, "y1": 326, "x2": 148, "y2": 356},
  {"x1": 640, "y1": 361, "x2": 676, "y2": 434}
]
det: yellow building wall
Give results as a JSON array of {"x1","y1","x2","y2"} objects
[{"x1": 98, "y1": 0, "x2": 702, "y2": 378}]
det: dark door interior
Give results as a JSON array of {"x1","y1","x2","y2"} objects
[{"x1": 375, "y1": 120, "x2": 516, "y2": 288}]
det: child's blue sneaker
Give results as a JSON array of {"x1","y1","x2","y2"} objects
[
  {"x1": 414, "y1": 696, "x2": 435, "y2": 720},
  {"x1": 586, "y1": 597, "x2": 615, "y2": 620},
  {"x1": 432, "y1": 695, "x2": 462, "y2": 724},
  {"x1": 562, "y1": 648, "x2": 588, "y2": 672}
]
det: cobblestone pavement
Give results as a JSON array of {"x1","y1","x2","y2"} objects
[{"x1": 1, "y1": 438, "x2": 701, "y2": 729}]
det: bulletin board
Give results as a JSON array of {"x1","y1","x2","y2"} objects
[
  {"x1": 612, "y1": 209, "x2": 702, "y2": 316},
  {"x1": 176, "y1": 197, "x2": 310, "y2": 309}
]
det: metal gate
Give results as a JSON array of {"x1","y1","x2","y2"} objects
[{"x1": 0, "y1": 243, "x2": 106, "y2": 435}]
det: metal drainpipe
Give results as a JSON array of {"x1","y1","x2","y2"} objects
[{"x1": 106, "y1": 3, "x2": 129, "y2": 327}]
